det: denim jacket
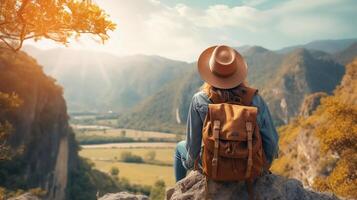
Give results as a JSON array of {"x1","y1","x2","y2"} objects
[{"x1": 183, "y1": 91, "x2": 279, "y2": 169}]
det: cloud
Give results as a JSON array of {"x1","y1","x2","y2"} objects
[{"x1": 29, "y1": 0, "x2": 357, "y2": 61}]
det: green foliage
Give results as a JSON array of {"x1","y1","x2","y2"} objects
[
  {"x1": 67, "y1": 157, "x2": 125, "y2": 200},
  {"x1": 117, "y1": 177, "x2": 151, "y2": 196},
  {"x1": 149, "y1": 180, "x2": 166, "y2": 200},
  {"x1": 120, "y1": 151, "x2": 143, "y2": 163},
  {"x1": 0, "y1": 156, "x2": 28, "y2": 191},
  {"x1": 110, "y1": 167, "x2": 119, "y2": 177}
]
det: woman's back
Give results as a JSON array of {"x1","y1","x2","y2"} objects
[{"x1": 174, "y1": 45, "x2": 279, "y2": 182}]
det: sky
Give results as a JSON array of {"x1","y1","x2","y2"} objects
[{"x1": 29, "y1": 0, "x2": 357, "y2": 61}]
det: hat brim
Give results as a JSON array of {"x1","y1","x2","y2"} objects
[{"x1": 197, "y1": 46, "x2": 248, "y2": 89}]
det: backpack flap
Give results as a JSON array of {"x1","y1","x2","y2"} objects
[
  {"x1": 202, "y1": 103, "x2": 265, "y2": 181},
  {"x1": 202, "y1": 103, "x2": 262, "y2": 158}
]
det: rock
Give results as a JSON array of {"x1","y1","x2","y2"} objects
[
  {"x1": 98, "y1": 192, "x2": 149, "y2": 200},
  {"x1": 299, "y1": 92, "x2": 328, "y2": 117},
  {"x1": 8, "y1": 193, "x2": 41, "y2": 200},
  {"x1": 167, "y1": 171, "x2": 339, "y2": 200},
  {"x1": 0, "y1": 49, "x2": 77, "y2": 200}
]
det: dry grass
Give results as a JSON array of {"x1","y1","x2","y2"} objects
[
  {"x1": 93, "y1": 161, "x2": 175, "y2": 186},
  {"x1": 79, "y1": 147, "x2": 176, "y2": 186},
  {"x1": 80, "y1": 148, "x2": 174, "y2": 164}
]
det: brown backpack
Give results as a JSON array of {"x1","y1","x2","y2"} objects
[{"x1": 199, "y1": 85, "x2": 268, "y2": 199}]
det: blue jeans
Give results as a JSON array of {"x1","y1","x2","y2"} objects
[{"x1": 174, "y1": 140, "x2": 188, "y2": 182}]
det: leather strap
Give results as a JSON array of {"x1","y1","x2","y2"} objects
[
  {"x1": 239, "y1": 83, "x2": 258, "y2": 106},
  {"x1": 245, "y1": 121, "x2": 253, "y2": 179},
  {"x1": 212, "y1": 120, "x2": 220, "y2": 179}
]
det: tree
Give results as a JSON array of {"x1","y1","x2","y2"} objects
[
  {"x1": 120, "y1": 130, "x2": 126, "y2": 137},
  {"x1": 0, "y1": 0, "x2": 116, "y2": 51},
  {"x1": 110, "y1": 166, "x2": 119, "y2": 177},
  {"x1": 145, "y1": 150, "x2": 156, "y2": 161},
  {"x1": 120, "y1": 151, "x2": 143, "y2": 163},
  {"x1": 149, "y1": 180, "x2": 165, "y2": 200}
]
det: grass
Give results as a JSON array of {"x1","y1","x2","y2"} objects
[
  {"x1": 79, "y1": 147, "x2": 176, "y2": 186},
  {"x1": 93, "y1": 161, "x2": 175, "y2": 186},
  {"x1": 80, "y1": 148, "x2": 174, "y2": 164}
]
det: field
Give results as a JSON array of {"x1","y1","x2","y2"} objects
[
  {"x1": 75, "y1": 128, "x2": 178, "y2": 139},
  {"x1": 74, "y1": 120, "x2": 181, "y2": 187},
  {"x1": 74, "y1": 126, "x2": 183, "y2": 144},
  {"x1": 80, "y1": 146, "x2": 176, "y2": 186}
]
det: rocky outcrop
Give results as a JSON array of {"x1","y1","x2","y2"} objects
[
  {"x1": 98, "y1": 192, "x2": 149, "y2": 200},
  {"x1": 166, "y1": 171, "x2": 339, "y2": 200},
  {"x1": 8, "y1": 193, "x2": 41, "y2": 200},
  {"x1": 299, "y1": 92, "x2": 328, "y2": 117},
  {"x1": 0, "y1": 49, "x2": 77, "y2": 199}
]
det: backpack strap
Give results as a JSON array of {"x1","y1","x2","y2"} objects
[
  {"x1": 206, "y1": 84, "x2": 258, "y2": 106},
  {"x1": 245, "y1": 121, "x2": 254, "y2": 178},
  {"x1": 211, "y1": 120, "x2": 221, "y2": 179},
  {"x1": 239, "y1": 83, "x2": 258, "y2": 106}
]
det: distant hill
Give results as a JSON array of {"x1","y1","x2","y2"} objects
[
  {"x1": 333, "y1": 42, "x2": 357, "y2": 65},
  {"x1": 24, "y1": 46, "x2": 190, "y2": 113},
  {"x1": 277, "y1": 38, "x2": 357, "y2": 54}
]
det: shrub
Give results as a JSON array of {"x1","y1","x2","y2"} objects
[
  {"x1": 145, "y1": 151, "x2": 156, "y2": 161},
  {"x1": 150, "y1": 180, "x2": 166, "y2": 200},
  {"x1": 110, "y1": 167, "x2": 119, "y2": 177},
  {"x1": 120, "y1": 152, "x2": 143, "y2": 163}
]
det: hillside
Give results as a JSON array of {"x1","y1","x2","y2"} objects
[
  {"x1": 333, "y1": 42, "x2": 357, "y2": 65},
  {"x1": 277, "y1": 38, "x2": 357, "y2": 54},
  {"x1": 271, "y1": 58, "x2": 357, "y2": 199},
  {"x1": 117, "y1": 64, "x2": 201, "y2": 133}
]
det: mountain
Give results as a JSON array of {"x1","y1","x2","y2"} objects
[
  {"x1": 118, "y1": 46, "x2": 346, "y2": 132},
  {"x1": 277, "y1": 38, "x2": 357, "y2": 54},
  {"x1": 333, "y1": 42, "x2": 357, "y2": 65},
  {"x1": 260, "y1": 48, "x2": 344, "y2": 124},
  {"x1": 23, "y1": 46, "x2": 190, "y2": 113},
  {"x1": 23, "y1": 39, "x2": 357, "y2": 133},
  {"x1": 271, "y1": 58, "x2": 357, "y2": 199},
  {"x1": 117, "y1": 63, "x2": 200, "y2": 133}
]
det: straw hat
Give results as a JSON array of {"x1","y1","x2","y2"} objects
[{"x1": 197, "y1": 45, "x2": 248, "y2": 89}]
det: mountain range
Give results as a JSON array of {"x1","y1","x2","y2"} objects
[{"x1": 24, "y1": 38, "x2": 357, "y2": 133}]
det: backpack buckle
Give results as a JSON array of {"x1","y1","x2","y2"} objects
[
  {"x1": 212, "y1": 158, "x2": 218, "y2": 166},
  {"x1": 246, "y1": 121, "x2": 253, "y2": 132}
]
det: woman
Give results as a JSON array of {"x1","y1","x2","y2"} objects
[{"x1": 174, "y1": 45, "x2": 279, "y2": 182}]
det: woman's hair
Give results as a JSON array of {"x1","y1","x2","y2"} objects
[{"x1": 200, "y1": 82, "x2": 248, "y2": 102}]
